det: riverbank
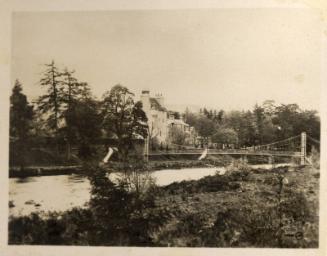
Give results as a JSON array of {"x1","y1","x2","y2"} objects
[
  {"x1": 8, "y1": 164, "x2": 319, "y2": 247},
  {"x1": 153, "y1": 165, "x2": 319, "y2": 247},
  {"x1": 9, "y1": 154, "x2": 294, "y2": 177}
]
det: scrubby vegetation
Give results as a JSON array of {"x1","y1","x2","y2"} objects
[
  {"x1": 8, "y1": 164, "x2": 319, "y2": 247},
  {"x1": 154, "y1": 165, "x2": 318, "y2": 247}
]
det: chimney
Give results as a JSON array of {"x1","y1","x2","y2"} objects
[
  {"x1": 140, "y1": 89, "x2": 150, "y2": 112},
  {"x1": 155, "y1": 93, "x2": 164, "y2": 107}
]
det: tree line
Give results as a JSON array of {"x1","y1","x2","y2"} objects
[
  {"x1": 10, "y1": 60, "x2": 320, "y2": 169},
  {"x1": 183, "y1": 100, "x2": 320, "y2": 148},
  {"x1": 10, "y1": 61, "x2": 148, "y2": 169}
]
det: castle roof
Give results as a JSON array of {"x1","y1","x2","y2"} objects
[
  {"x1": 167, "y1": 119, "x2": 189, "y2": 126},
  {"x1": 150, "y1": 98, "x2": 166, "y2": 112}
]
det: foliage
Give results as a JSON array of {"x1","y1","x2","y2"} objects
[
  {"x1": 183, "y1": 101, "x2": 320, "y2": 148},
  {"x1": 161, "y1": 169, "x2": 245, "y2": 195},
  {"x1": 211, "y1": 128, "x2": 238, "y2": 144},
  {"x1": 60, "y1": 68, "x2": 92, "y2": 158},
  {"x1": 87, "y1": 166, "x2": 169, "y2": 245},
  {"x1": 37, "y1": 60, "x2": 64, "y2": 133},
  {"x1": 101, "y1": 85, "x2": 148, "y2": 161},
  {"x1": 155, "y1": 167, "x2": 317, "y2": 248},
  {"x1": 199, "y1": 189, "x2": 315, "y2": 248},
  {"x1": 10, "y1": 80, "x2": 34, "y2": 139},
  {"x1": 225, "y1": 158, "x2": 251, "y2": 174},
  {"x1": 8, "y1": 166, "x2": 318, "y2": 247},
  {"x1": 194, "y1": 115, "x2": 216, "y2": 144},
  {"x1": 168, "y1": 125, "x2": 187, "y2": 146},
  {"x1": 9, "y1": 209, "x2": 93, "y2": 245},
  {"x1": 64, "y1": 98, "x2": 102, "y2": 159},
  {"x1": 10, "y1": 80, "x2": 34, "y2": 169},
  {"x1": 36, "y1": 61, "x2": 94, "y2": 158},
  {"x1": 115, "y1": 170, "x2": 157, "y2": 197},
  {"x1": 9, "y1": 166, "x2": 169, "y2": 246}
]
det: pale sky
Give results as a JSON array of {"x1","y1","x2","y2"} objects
[{"x1": 12, "y1": 9, "x2": 323, "y2": 111}]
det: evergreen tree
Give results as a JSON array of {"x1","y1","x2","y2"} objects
[
  {"x1": 10, "y1": 80, "x2": 34, "y2": 169},
  {"x1": 253, "y1": 104, "x2": 265, "y2": 144},
  {"x1": 61, "y1": 68, "x2": 92, "y2": 159},
  {"x1": 65, "y1": 98, "x2": 102, "y2": 159},
  {"x1": 37, "y1": 60, "x2": 64, "y2": 139},
  {"x1": 61, "y1": 68, "x2": 91, "y2": 107}
]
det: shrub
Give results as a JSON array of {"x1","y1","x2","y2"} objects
[
  {"x1": 87, "y1": 167, "x2": 169, "y2": 246},
  {"x1": 226, "y1": 158, "x2": 251, "y2": 173},
  {"x1": 8, "y1": 209, "x2": 92, "y2": 245},
  {"x1": 199, "y1": 178, "x2": 315, "y2": 248}
]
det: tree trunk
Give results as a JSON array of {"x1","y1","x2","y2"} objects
[
  {"x1": 66, "y1": 141, "x2": 71, "y2": 160},
  {"x1": 16, "y1": 135, "x2": 27, "y2": 171},
  {"x1": 19, "y1": 141, "x2": 25, "y2": 171}
]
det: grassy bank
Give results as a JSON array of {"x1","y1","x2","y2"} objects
[{"x1": 8, "y1": 164, "x2": 319, "y2": 247}]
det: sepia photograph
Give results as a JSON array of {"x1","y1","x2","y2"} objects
[{"x1": 1, "y1": 1, "x2": 326, "y2": 254}]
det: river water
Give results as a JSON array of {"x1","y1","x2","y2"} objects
[
  {"x1": 9, "y1": 167, "x2": 223, "y2": 217},
  {"x1": 9, "y1": 164, "x2": 290, "y2": 217}
]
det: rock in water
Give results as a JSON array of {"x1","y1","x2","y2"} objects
[{"x1": 25, "y1": 200, "x2": 35, "y2": 205}]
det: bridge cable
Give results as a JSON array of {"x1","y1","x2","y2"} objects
[{"x1": 247, "y1": 134, "x2": 301, "y2": 150}]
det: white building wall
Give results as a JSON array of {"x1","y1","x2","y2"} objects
[{"x1": 141, "y1": 91, "x2": 168, "y2": 145}]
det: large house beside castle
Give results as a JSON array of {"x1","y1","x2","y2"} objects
[{"x1": 140, "y1": 90, "x2": 195, "y2": 147}]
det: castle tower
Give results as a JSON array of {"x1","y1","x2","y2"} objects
[{"x1": 155, "y1": 93, "x2": 164, "y2": 107}]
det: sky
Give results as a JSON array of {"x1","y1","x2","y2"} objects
[{"x1": 11, "y1": 8, "x2": 323, "y2": 111}]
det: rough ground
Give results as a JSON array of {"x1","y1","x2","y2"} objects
[{"x1": 153, "y1": 165, "x2": 319, "y2": 247}]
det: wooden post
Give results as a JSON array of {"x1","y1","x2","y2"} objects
[
  {"x1": 144, "y1": 136, "x2": 149, "y2": 162},
  {"x1": 268, "y1": 155, "x2": 273, "y2": 165},
  {"x1": 301, "y1": 132, "x2": 306, "y2": 165}
]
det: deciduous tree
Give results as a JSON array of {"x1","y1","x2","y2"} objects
[{"x1": 102, "y1": 85, "x2": 148, "y2": 161}]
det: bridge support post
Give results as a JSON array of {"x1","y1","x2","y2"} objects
[
  {"x1": 241, "y1": 155, "x2": 248, "y2": 163},
  {"x1": 268, "y1": 155, "x2": 274, "y2": 165},
  {"x1": 301, "y1": 132, "x2": 307, "y2": 165},
  {"x1": 144, "y1": 136, "x2": 149, "y2": 162}
]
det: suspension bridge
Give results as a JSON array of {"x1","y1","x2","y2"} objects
[{"x1": 144, "y1": 132, "x2": 320, "y2": 165}]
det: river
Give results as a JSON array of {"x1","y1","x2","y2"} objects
[
  {"x1": 9, "y1": 164, "x2": 291, "y2": 217},
  {"x1": 9, "y1": 167, "x2": 224, "y2": 217}
]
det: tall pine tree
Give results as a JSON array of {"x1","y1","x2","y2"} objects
[
  {"x1": 61, "y1": 68, "x2": 92, "y2": 159},
  {"x1": 37, "y1": 61, "x2": 63, "y2": 135}
]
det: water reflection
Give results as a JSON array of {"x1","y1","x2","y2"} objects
[{"x1": 9, "y1": 174, "x2": 91, "y2": 217}]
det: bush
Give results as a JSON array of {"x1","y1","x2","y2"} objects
[
  {"x1": 226, "y1": 158, "x2": 251, "y2": 173},
  {"x1": 9, "y1": 209, "x2": 92, "y2": 245},
  {"x1": 199, "y1": 183, "x2": 316, "y2": 248},
  {"x1": 87, "y1": 167, "x2": 169, "y2": 246},
  {"x1": 161, "y1": 168, "x2": 247, "y2": 195}
]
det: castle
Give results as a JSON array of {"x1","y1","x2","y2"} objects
[{"x1": 140, "y1": 90, "x2": 195, "y2": 147}]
